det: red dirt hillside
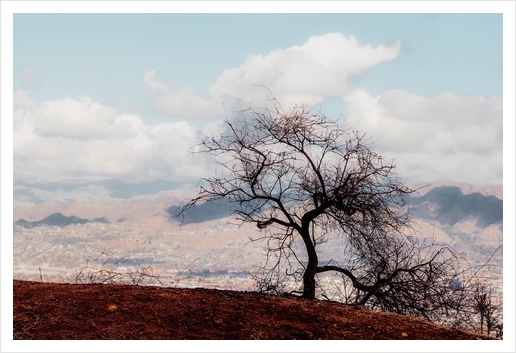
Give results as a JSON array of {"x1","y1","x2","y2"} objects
[{"x1": 13, "y1": 280, "x2": 490, "y2": 340}]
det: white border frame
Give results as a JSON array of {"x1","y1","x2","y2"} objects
[{"x1": 2, "y1": 2, "x2": 514, "y2": 352}]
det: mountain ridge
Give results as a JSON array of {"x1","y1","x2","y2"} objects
[
  {"x1": 408, "y1": 186, "x2": 502, "y2": 228},
  {"x1": 406, "y1": 180, "x2": 502, "y2": 200},
  {"x1": 14, "y1": 213, "x2": 109, "y2": 228},
  {"x1": 14, "y1": 183, "x2": 502, "y2": 234}
]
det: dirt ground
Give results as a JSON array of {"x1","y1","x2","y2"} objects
[{"x1": 13, "y1": 280, "x2": 491, "y2": 340}]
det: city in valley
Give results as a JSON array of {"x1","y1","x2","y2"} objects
[
  {"x1": 13, "y1": 182, "x2": 503, "y2": 301},
  {"x1": 13, "y1": 215, "x2": 269, "y2": 292},
  {"x1": 13, "y1": 214, "x2": 368, "y2": 300}
]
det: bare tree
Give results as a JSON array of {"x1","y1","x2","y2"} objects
[
  {"x1": 452, "y1": 271, "x2": 503, "y2": 338},
  {"x1": 471, "y1": 279, "x2": 503, "y2": 337},
  {"x1": 75, "y1": 248, "x2": 166, "y2": 287},
  {"x1": 181, "y1": 93, "x2": 415, "y2": 297},
  {"x1": 180, "y1": 92, "x2": 502, "y2": 330}
]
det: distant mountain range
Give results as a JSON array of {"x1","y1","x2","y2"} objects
[
  {"x1": 167, "y1": 198, "x2": 234, "y2": 225},
  {"x1": 12, "y1": 177, "x2": 503, "y2": 260},
  {"x1": 14, "y1": 213, "x2": 109, "y2": 228},
  {"x1": 12, "y1": 182, "x2": 504, "y2": 268},
  {"x1": 408, "y1": 186, "x2": 502, "y2": 228},
  {"x1": 406, "y1": 180, "x2": 503, "y2": 200},
  {"x1": 171, "y1": 186, "x2": 503, "y2": 228},
  {"x1": 14, "y1": 182, "x2": 502, "y2": 236}
]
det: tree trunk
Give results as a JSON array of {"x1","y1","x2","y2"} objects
[
  {"x1": 300, "y1": 229, "x2": 318, "y2": 299},
  {"x1": 303, "y1": 266, "x2": 317, "y2": 299}
]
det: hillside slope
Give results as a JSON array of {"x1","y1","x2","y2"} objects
[{"x1": 13, "y1": 280, "x2": 490, "y2": 340}]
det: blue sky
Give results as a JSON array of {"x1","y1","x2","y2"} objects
[
  {"x1": 5, "y1": 7, "x2": 511, "y2": 186},
  {"x1": 14, "y1": 13, "x2": 502, "y2": 124}
]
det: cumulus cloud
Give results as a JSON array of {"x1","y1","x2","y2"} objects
[
  {"x1": 154, "y1": 87, "x2": 216, "y2": 118},
  {"x1": 13, "y1": 91, "x2": 211, "y2": 183},
  {"x1": 30, "y1": 97, "x2": 134, "y2": 140},
  {"x1": 210, "y1": 33, "x2": 400, "y2": 104},
  {"x1": 150, "y1": 33, "x2": 401, "y2": 118},
  {"x1": 343, "y1": 89, "x2": 503, "y2": 185},
  {"x1": 13, "y1": 32, "x2": 502, "y2": 186}
]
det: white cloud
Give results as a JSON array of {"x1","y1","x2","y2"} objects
[
  {"x1": 13, "y1": 92, "x2": 211, "y2": 183},
  {"x1": 202, "y1": 117, "x2": 225, "y2": 132},
  {"x1": 143, "y1": 70, "x2": 169, "y2": 93},
  {"x1": 30, "y1": 96, "x2": 131, "y2": 140},
  {"x1": 209, "y1": 33, "x2": 400, "y2": 105},
  {"x1": 150, "y1": 33, "x2": 401, "y2": 119},
  {"x1": 14, "y1": 89, "x2": 35, "y2": 125},
  {"x1": 343, "y1": 89, "x2": 503, "y2": 184},
  {"x1": 392, "y1": 151, "x2": 503, "y2": 185},
  {"x1": 13, "y1": 86, "x2": 502, "y2": 185},
  {"x1": 17, "y1": 68, "x2": 34, "y2": 87},
  {"x1": 13, "y1": 33, "x2": 502, "y2": 186},
  {"x1": 154, "y1": 87, "x2": 218, "y2": 118}
]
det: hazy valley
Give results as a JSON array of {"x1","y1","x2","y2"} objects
[{"x1": 13, "y1": 179, "x2": 503, "y2": 297}]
